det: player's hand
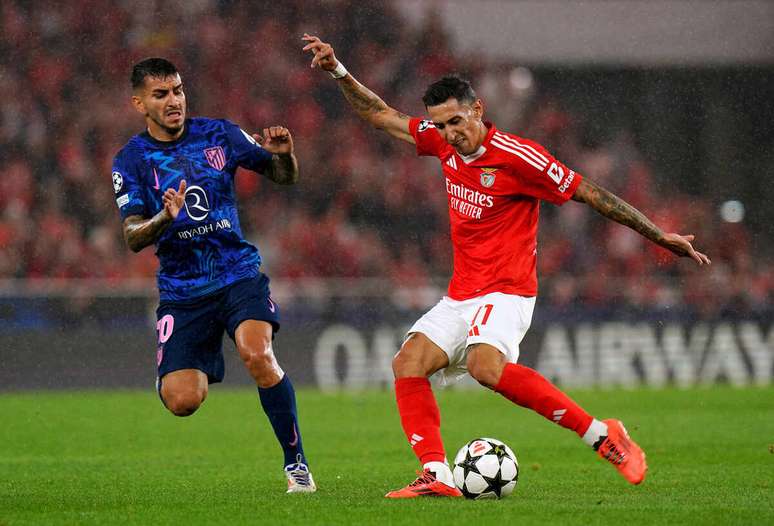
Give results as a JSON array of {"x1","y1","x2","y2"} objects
[
  {"x1": 254, "y1": 126, "x2": 294, "y2": 155},
  {"x1": 163, "y1": 179, "x2": 186, "y2": 220},
  {"x1": 302, "y1": 33, "x2": 338, "y2": 72},
  {"x1": 660, "y1": 233, "x2": 711, "y2": 266}
]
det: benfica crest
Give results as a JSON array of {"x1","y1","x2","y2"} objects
[
  {"x1": 204, "y1": 146, "x2": 226, "y2": 171},
  {"x1": 480, "y1": 167, "x2": 497, "y2": 188}
]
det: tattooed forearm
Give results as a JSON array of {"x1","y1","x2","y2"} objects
[
  {"x1": 123, "y1": 211, "x2": 173, "y2": 253},
  {"x1": 265, "y1": 153, "x2": 299, "y2": 185},
  {"x1": 334, "y1": 71, "x2": 413, "y2": 143},
  {"x1": 572, "y1": 178, "x2": 665, "y2": 245},
  {"x1": 338, "y1": 75, "x2": 390, "y2": 120}
]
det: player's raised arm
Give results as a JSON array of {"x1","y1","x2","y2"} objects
[
  {"x1": 302, "y1": 33, "x2": 414, "y2": 144},
  {"x1": 571, "y1": 177, "x2": 711, "y2": 265},
  {"x1": 122, "y1": 179, "x2": 186, "y2": 252}
]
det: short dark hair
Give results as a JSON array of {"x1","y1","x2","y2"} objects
[
  {"x1": 422, "y1": 76, "x2": 476, "y2": 107},
  {"x1": 131, "y1": 58, "x2": 179, "y2": 89}
]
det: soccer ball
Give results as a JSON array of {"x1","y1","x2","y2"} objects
[{"x1": 452, "y1": 437, "x2": 519, "y2": 499}]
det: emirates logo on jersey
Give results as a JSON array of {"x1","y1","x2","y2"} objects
[{"x1": 480, "y1": 167, "x2": 497, "y2": 188}]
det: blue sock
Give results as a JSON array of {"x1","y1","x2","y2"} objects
[{"x1": 258, "y1": 374, "x2": 307, "y2": 468}]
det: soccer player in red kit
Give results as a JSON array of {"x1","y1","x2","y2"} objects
[{"x1": 303, "y1": 34, "x2": 710, "y2": 497}]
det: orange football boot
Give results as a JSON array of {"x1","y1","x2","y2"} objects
[
  {"x1": 385, "y1": 469, "x2": 463, "y2": 498},
  {"x1": 597, "y1": 419, "x2": 648, "y2": 485}
]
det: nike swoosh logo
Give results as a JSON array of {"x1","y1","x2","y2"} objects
[
  {"x1": 153, "y1": 168, "x2": 160, "y2": 190},
  {"x1": 289, "y1": 423, "x2": 298, "y2": 447},
  {"x1": 268, "y1": 298, "x2": 276, "y2": 313}
]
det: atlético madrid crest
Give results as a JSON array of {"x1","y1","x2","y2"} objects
[
  {"x1": 204, "y1": 146, "x2": 226, "y2": 171},
  {"x1": 480, "y1": 167, "x2": 497, "y2": 188}
]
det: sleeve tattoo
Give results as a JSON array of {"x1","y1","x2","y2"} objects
[
  {"x1": 264, "y1": 153, "x2": 299, "y2": 185},
  {"x1": 338, "y1": 76, "x2": 390, "y2": 117},
  {"x1": 572, "y1": 178, "x2": 665, "y2": 244}
]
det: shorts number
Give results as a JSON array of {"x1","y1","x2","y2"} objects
[
  {"x1": 157, "y1": 314, "x2": 175, "y2": 344},
  {"x1": 471, "y1": 304, "x2": 494, "y2": 326},
  {"x1": 469, "y1": 304, "x2": 494, "y2": 336}
]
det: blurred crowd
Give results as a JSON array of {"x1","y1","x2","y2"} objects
[{"x1": 0, "y1": 0, "x2": 770, "y2": 316}]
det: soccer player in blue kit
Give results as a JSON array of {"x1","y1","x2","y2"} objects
[{"x1": 112, "y1": 58, "x2": 316, "y2": 493}]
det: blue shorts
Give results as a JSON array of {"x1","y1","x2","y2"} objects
[{"x1": 154, "y1": 273, "x2": 280, "y2": 385}]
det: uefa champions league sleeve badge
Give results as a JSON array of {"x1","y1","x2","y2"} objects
[{"x1": 112, "y1": 171, "x2": 123, "y2": 194}]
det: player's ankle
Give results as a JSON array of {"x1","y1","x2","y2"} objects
[
  {"x1": 581, "y1": 418, "x2": 609, "y2": 449},
  {"x1": 423, "y1": 460, "x2": 455, "y2": 487}
]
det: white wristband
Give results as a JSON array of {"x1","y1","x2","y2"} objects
[{"x1": 328, "y1": 61, "x2": 348, "y2": 79}]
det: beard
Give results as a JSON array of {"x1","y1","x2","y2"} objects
[{"x1": 150, "y1": 111, "x2": 184, "y2": 135}]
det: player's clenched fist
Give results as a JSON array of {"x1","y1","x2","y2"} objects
[
  {"x1": 254, "y1": 126, "x2": 294, "y2": 155},
  {"x1": 163, "y1": 179, "x2": 186, "y2": 219},
  {"x1": 302, "y1": 33, "x2": 338, "y2": 71}
]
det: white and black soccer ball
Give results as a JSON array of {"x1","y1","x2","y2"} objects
[{"x1": 452, "y1": 437, "x2": 519, "y2": 499}]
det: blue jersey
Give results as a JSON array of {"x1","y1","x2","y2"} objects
[{"x1": 112, "y1": 117, "x2": 273, "y2": 302}]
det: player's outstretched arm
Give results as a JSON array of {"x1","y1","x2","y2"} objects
[
  {"x1": 572, "y1": 177, "x2": 711, "y2": 265},
  {"x1": 302, "y1": 34, "x2": 414, "y2": 144},
  {"x1": 123, "y1": 179, "x2": 186, "y2": 252},
  {"x1": 253, "y1": 126, "x2": 299, "y2": 185}
]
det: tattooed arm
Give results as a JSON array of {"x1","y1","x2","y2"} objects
[
  {"x1": 572, "y1": 177, "x2": 711, "y2": 265},
  {"x1": 302, "y1": 34, "x2": 414, "y2": 144},
  {"x1": 264, "y1": 153, "x2": 298, "y2": 185},
  {"x1": 122, "y1": 179, "x2": 186, "y2": 253},
  {"x1": 253, "y1": 126, "x2": 299, "y2": 185}
]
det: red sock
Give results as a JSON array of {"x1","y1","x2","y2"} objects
[
  {"x1": 494, "y1": 363, "x2": 593, "y2": 437},
  {"x1": 394, "y1": 377, "x2": 446, "y2": 464}
]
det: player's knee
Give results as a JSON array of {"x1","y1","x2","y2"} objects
[
  {"x1": 241, "y1": 343, "x2": 273, "y2": 373},
  {"x1": 392, "y1": 348, "x2": 423, "y2": 378},
  {"x1": 240, "y1": 342, "x2": 284, "y2": 386},
  {"x1": 466, "y1": 349, "x2": 505, "y2": 389},
  {"x1": 163, "y1": 390, "x2": 205, "y2": 417}
]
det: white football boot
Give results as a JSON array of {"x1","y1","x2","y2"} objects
[{"x1": 284, "y1": 461, "x2": 317, "y2": 493}]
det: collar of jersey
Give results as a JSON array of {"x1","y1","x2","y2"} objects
[
  {"x1": 140, "y1": 119, "x2": 191, "y2": 148},
  {"x1": 457, "y1": 121, "x2": 497, "y2": 164}
]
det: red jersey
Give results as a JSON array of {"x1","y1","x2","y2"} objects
[{"x1": 409, "y1": 118, "x2": 582, "y2": 300}]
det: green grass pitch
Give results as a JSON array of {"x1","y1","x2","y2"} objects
[{"x1": 1, "y1": 386, "x2": 772, "y2": 525}]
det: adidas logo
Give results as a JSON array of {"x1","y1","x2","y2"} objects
[
  {"x1": 446, "y1": 156, "x2": 458, "y2": 170},
  {"x1": 552, "y1": 409, "x2": 567, "y2": 423},
  {"x1": 410, "y1": 433, "x2": 424, "y2": 446}
]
